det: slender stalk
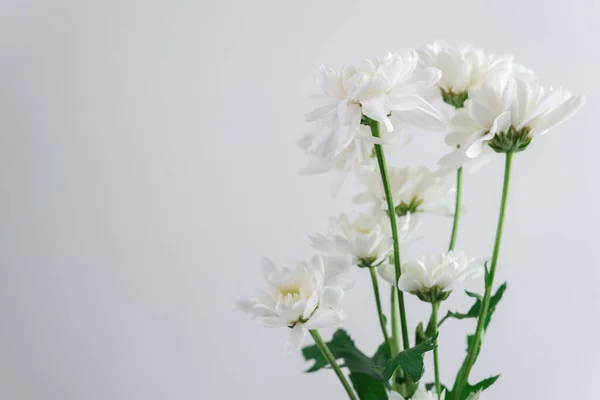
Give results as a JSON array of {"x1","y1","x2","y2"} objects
[
  {"x1": 448, "y1": 167, "x2": 463, "y2": 251},
  {"x1": 431, "y1": 302, "x2": 441, "y2": 399},
  {"x1": 454, "y1": 152, "x2": 514, "y2": 396},
  {"x1": 309, "y1": 330, "x2": 358, "y2": 400},
  {"x1": 369, "y1": 267, "x2": 392, "y2": 355},
  {"x1": 390, "y1": 290, "x2": 400, "y2": 355},
  {"x1": 390, "y1": 289, "x2": 402, "y2": 392},
  {"x1": 369, "y1": 121, "x2": 410, "y2": 355}
]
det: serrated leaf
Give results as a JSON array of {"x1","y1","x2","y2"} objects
[
  {"x1": 465, "y1": 284, "x2": 507, "y2": 355},
  {"x1": 349, "y1": 373, "x2": 389, "y2": 400},
  {"x1": 450, "y1": 284, "x2": 506, "y2": 399},
  {"x1": 382, "y1": 336, "x2": 436, "y2": 381},
  {"x1": 439, "y1": 283, "x2": 507, "y2": 328},
  {"x1": 302, "y1": 329, "x2": 384, "y2": 380},
  {"x1": 302, "y1": 341, "x2": 328, "y2": 372}
]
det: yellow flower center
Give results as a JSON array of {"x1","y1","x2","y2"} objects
[{"x1": 279, "y1": 284, "x2": 301, "y2": 297}]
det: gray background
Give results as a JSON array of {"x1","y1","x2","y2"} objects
[{"x1": 0, "y1": 0, "x2": 598, "y2": 399}]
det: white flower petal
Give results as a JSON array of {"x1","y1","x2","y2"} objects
[
  {"x1": 361, "y1": 95, "x2": 393, "y2": 131},
  {"x1": 304, "y1": 309, "x2": 345, "y2": 329},
  {"x1": 398, "y1": 274, "x2": 422, "y2": 293},
  {"x1": 284, "y1": 323, "x2": 308, "y2": 353},
  {"x1": 303, "y1": 293, "x2": 319, "y2": 319},
  {"x1": 531, "y1": 94, "x2": 586, "y2": 136},
  {"x1": 321, "y1": 286, "x2": 344, "y2": 308},
  {"x1": 378, "y1": 264, "x2": 398, "y2": 286}
]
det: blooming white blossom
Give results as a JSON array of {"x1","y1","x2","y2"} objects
[
  {"x1": 438, "y1": 78, "x2": 586, "y2": 172},
  {"x1": 354, "y1": 166, "x2": 458, "y2": 218},
  {"x1": 238, "y1": 255, "x2": 351, "y2": 352},
  {"x1": 385, "y1": 251, "x2": 483, "y2": 302},
  {"x1": 418, "y1": 40, "x2": 532, "y2": 98},
  {"x1": 301, "y1": 49, "x2": 446, "y2": 167},
  {"x1": 310, "y1": 213, "x2": 417, "y2": 267}
]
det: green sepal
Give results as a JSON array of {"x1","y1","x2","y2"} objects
[
  {"x1": 488, "y1": 125, "x2": 532, "y2": 153},
  {"x1": 416, "y1": 285, "x2": 451, "y2": 304},
  {"x1": 395, "y1": 196, "x2": 423, "y2": 217},
  {"x1": 441, "y1": 88, "x2": 469, "y2": 109}
]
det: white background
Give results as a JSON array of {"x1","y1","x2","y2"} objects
[{"x1": 0, "y1": 1, "x2": 598, "y2": 399}]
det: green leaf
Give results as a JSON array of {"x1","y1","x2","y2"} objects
[
  {"x1": 448, "y1": 285, "x2": 506, "y2": 400},
  {"x1": 465, "y1": 284, "x2": 507, "y2": 355},
  {"x1": 439, "y1": 283, "x2": 507, "y2": 328},
  {"x1": 415, "y1": 322, "x2": 427, "y2": 345},
  {"x1": 425, "y1": 382, "x2": 449, "y2": 393},
  {"x1": 302, "y1": 341, "x2": 328, "y2": 373},
  {"x1": 302, "y1": 329, "x2": 384, "y2": 380},
  {"x1": 467, "y1": 375, "x2": 500, "y2": 393},
  {"x1": 382, "y1": 335, "x2": 436, "y2": 381},
  {"x1": 445, "y1": 376, "x2": 498, "y2": 400},
  {"x1": 483, "y1": 284, "x2": 507, "y2": 330},
  {"x1": 349, "y1": 373, "x2": 389, "y2": 400},
  {"x1": 372, "y1": 342, "x2": 391, "y2": 367},
  {"x1": 465, "y1": 290, "x2": 483, "y2": 302}
]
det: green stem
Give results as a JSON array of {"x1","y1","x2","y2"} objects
[
  {"x1": 454, "y1": 152, "x2": 514, "y2": 396},
  {"x1": 369, "y1": 267, "x2": 392, "y2": 355},
  {"x1": 369, "y1": 121, "x2": 410, "y2": 355},
  {"x1": 448, "y1": 167, "x2": 463, "y2": 251},
  {"x1": 431, "y1": 302, "x2": 441, "y2": 399},
  {"x1": 309, "y1": 330, "x2": 358, "y2": 400},
  {"x1": 390, "y1": 289, "x2": 402, "y2": 392}
]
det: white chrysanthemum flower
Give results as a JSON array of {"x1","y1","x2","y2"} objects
[
  {"x1": 438, "y1": 77, "x2": 586, "y2": 172},
  {"x1": 354, "y1": 166, "x2": 458, "y2": 218},
  {"x1": 238, "y1": 255, "x2": 351, "y2": 352},
  {"x1": 380, "y1": 251, "x2": 482, "y2": 302},
  {"x1": 302, "y1": 49, "x2": 446, "y2": 161},
  {"x1": 310, "y1": 213, "x2": 417, "y2": 267},
  {"x1": 418, "y1": 40, "x2": 532, "y2": 103}
]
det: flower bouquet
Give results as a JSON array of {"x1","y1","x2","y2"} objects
[{"x1": 238, "y1": 41, "x2": 585, "y2": 399}]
